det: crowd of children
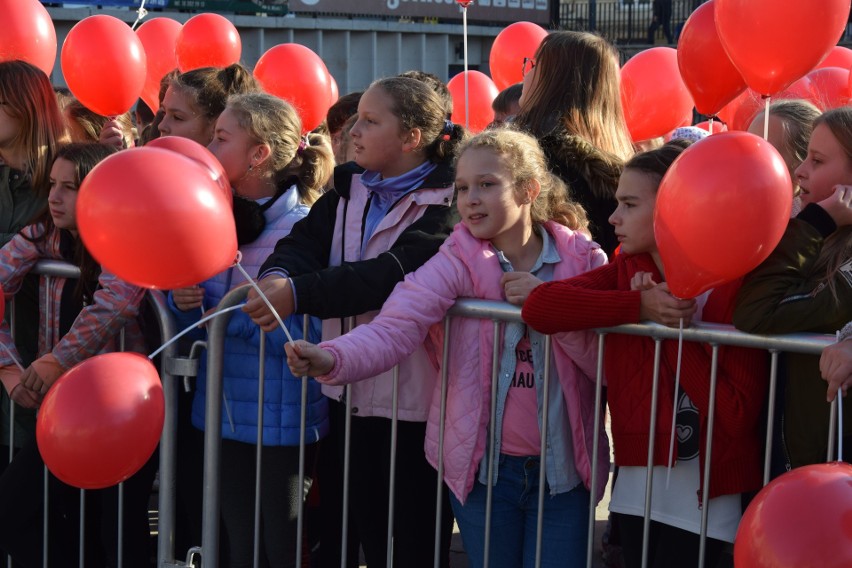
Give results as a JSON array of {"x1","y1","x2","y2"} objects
[{"x1": 1, "y1": 23, "x2": 851, "y2": 568}]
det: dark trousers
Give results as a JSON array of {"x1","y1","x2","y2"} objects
[
  {"x1": 219, "y1": 439, "x2": 317, "y2": 568},
  {"x1": 0, "y1": 438, "x2": 157, "y2": 568},
  {"x1": 614, "y1": 512, "x2": 728, "y2": 568},
  {"x1": 317, "y1": 400, "x2": 454, "y2": 568},
  {"x1": 647, "y1": 17, "x2": 673, "y2": 44}
]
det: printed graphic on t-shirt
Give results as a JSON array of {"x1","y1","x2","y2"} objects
[
  {"x1": 502, "y1": 330, "x2": 541, "y2": 456},
  {"x1": 676, "y1": 389, "x2": 699, "y2": 461}
]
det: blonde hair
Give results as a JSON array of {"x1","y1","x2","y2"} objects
[
  {"x1": 759, "y1": 99, "x2": 821, "y2": 183},
  {"x1": 0, "y1": 61, "x2": 65, "y2": 196},
  {"x1": 458, "y1": 128, "x2": 589, "y2": 233},
  {"x1": 513, "y1": 31, "x2": 634, "y2": 162},
  {"x1": 811, "y1": 107, "x2": 852, "y2": 300},
  {"x1": 226, "y1": 93, "x2": 334, "y2": 205}
]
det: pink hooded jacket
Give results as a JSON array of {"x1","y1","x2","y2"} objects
[{"x1": 319, "y1": 221, "x2": 610, "y2": 503}]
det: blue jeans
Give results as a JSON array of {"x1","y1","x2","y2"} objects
[{"x1": 449, "y1": 454, "x2": 590, "y2": 568}]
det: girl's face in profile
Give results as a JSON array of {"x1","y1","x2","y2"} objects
[
  {"x1": 348, "y1": 86, "x2": 413, "y2": 178},
  {"x1": 455, "y1": 146, "x2": 533, "y2": 251},
  {"x1": 208, "y1": 107, "x2": 263, "y2": 191},
  {"x1": 795, "y1": 122, "x2": 852, "y2": 207},
  {"x1": 609, "y1": 168, "x2": 658, "y2": 255},
  {"x1": 158, "y1": 87, "x2": 215, "y2": 146},
  {"x1": 48, "y1": 158, "x2": 79, "y2": 234}
]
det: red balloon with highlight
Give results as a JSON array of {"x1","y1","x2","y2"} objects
[
  {"x1": 734, "y1": 462, "x2": 852, "y2": 568},
  {"x1": 488, "y1": 22, "x2": 548, "y2": 90},
  {"x1": 655, "y1": 132, "x2": 792, "y2": 299},
  {"x1": 0, "y1": 0, "x2": 57, "y2": 75},
  {"x1": 136, "y1": 18, "x2": 182, "y2": 114},
  {"x1": 37, "y1": 353, "x2": 164, "y2": 490},
  {"x1": 61, "y1": 15, "x2": 147, "y2": 117},
  {"x1": 448, "y1": 71, "x2": 499, "y2": 133},
  {"x1": 146, "y1": 136, "x2": 232, "y2": 207},
  {"x1": 175, "y1": 13, "x2": 241, "y2": 72}
]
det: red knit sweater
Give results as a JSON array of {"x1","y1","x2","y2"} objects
[{"x1": 522, "y1": 253, "x2": 768, "y2": 500}]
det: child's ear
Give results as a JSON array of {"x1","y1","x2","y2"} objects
[
  {"x1": 251, "y1": 143, "x2": 273, "y2": 168},
  {"x1": 402, "y1": 128, "x2": 422, "y2": 153},
  {"x1": 525, "y1": 178, "x2": 542, "y2": 203}
]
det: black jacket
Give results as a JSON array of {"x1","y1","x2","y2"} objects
[{"x1": 259, "y1": 161, "x2": 458, "y2": 319}]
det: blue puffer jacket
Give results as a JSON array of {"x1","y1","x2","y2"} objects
[{"x1": 169, "y1": 184, "x2": 328, "y2": 446}]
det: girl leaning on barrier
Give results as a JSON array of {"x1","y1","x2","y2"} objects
[
  {"x1": 0, "y1": 142, "x2": 154, "y2": 567},
  {"x1": 523, "y1": 141, "x2": 769, "y2": 568},
  {"x1": 734, "y1": 106, "x2": 852, "y2": 472}
]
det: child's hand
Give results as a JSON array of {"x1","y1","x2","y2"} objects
[
  {"x1": 243, "y1": 276, "x2": 295, "y2": 332},
  {"x1": 284, "y1": 340, "x2": 335, "y2": 378},
  {"x1": 820, "y1": 338, "x2": 852, "y2": 402},
  {"x1": 639, "y1": 282, "x2": 697, "y2": 327},
  {"x1": 9, "y1": 384, "x2": 41, "y2": 409},
  {"x1": 500, "y1": 272, "x2": 543, "y2": 305},
  {"x1": 817, "y1": 185, "x2": 852, "y2": 227},
  {"x1": 173, "y1": 286, "x2": 205, "y2": 311},
  {"x1": 99, "y1": 119, "x2": 132, "y2": 149},
  {"x1": 630, "y1": 271, "x2": 657, "y2": 291}
]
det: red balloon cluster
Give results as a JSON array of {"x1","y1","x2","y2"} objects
[
  {"x1": 621, "y1": 47, "x2": 694, "y2": 143},
  {"x1": 0, "y1": 0, "x2": 57, "y2": 75},
  {"x1": 175, "y1": 13, "x2": 242, "y2": 72},
  {"x1": 734, "y1": 462, "x2": 852, "y2": 568},
  {"x1": 254, "y1": 44, "x2": 334, "y2": 134},
  {"x1": 447, "y1": 71, "x2": 499, "y2": 133},
  {"x1": 76, "y1": 148, "x2": 237, "y2": 290},
  {"x1": 488, "y1": 21, "x2": 548, "y2": 90},
  {"x1": 817, "y1": 45, "x2": 852, "y2": 71},
  {"x1": 37, "y1": 353, "x2": 164, "y2": 489},
  {"x1": 136, "y1": 18, "x2": 182, "y2": 113},
  {"x1": 655, "y1": 132, "x2": 791, "y2": 299},
  {"x1": 61, "y1": 15, "x2": 147, "y2": 117}
]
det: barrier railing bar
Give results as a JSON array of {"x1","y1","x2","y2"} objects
[
  {"x1": 253, "y1": 331, "x2": 266, "y2": 568},
  {"x1": 482, "y1": 319, "x2": 501, "y2": 568},
  {"x1": 585, "y1": 332, "x2": 607, "y2": 568},
  {"x1": 763, "y1": 350, "x2": 779, "y2": 486},
  {"x1": 433, "y1": 317, "x2": 451, "y2": 568},
  {"x1": 640, "y1": 339, "x2": 663, "y2": 568},
  {"x1": 698, "y1": 344, "x2": 720, "y2": 567},
  {"x1": 534, "y1": 335, "x2": 553, "y2": 568}
]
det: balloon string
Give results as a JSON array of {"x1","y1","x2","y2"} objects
[
  {"x1": 762, "y1": 96, "x2": 771, "y2": 141},
  {"x1": 131, "y1": 0, "x2": 148, "y2": 31},
  {"x1": 665, "y1": 317, "x2": 685, "y2": 489},
  {"x1": 838, "y1": 331, "x2": 844, "y2": 463},
  {"x1": 147, "y1": 304, "x2": 245, "y2": 360},
  {"x1": 462, "y1": 6, "x2": 469, "y2": 130},
  {"x1": 232, "y1": 259, "x2": 295, "y2": 345},
  {"x1": 0, "y1": 343, "x2": 25, "y2": 372}
]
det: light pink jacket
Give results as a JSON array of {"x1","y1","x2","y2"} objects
[{"x1": 320, "y1": 222, "x2": 611, "y2": 503}]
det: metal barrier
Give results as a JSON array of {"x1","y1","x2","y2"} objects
[
  {"x1": 1, "y1": 260, "x2": 176, "y2": 568},
  {"x1": 178, "y1": 289, "x2": 838, "y2": 568}
]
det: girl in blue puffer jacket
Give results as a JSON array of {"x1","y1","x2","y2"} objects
[{"x1": 169, "y1": 92, "x2": 334, "y2": 568}]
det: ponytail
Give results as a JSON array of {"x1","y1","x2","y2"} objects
[{"x1": 281, "y1": 132, "x2": 334, "y2": 205}]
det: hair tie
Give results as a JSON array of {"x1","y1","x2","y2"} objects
[
  {"x1": 297, "y1": 135, "x2": 309, "y2": 155},
  {"x1": 442, "y1": 120, "x2": 454, "y2": 136}
]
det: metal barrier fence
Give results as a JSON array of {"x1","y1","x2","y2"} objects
[
  {"x1": 165, "y1": 287, "x2": 838, "y2": 568},
  {"x1": 3, "y1": 268, "x2": 839, "y2": 567}
]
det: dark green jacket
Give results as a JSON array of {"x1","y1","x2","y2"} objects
[
  {"x1": 734, "y1": 204, "x2": 851, "y2": 468},
  {"x1": 0, "y1": 165, "x2": 44, "y2": 246}
]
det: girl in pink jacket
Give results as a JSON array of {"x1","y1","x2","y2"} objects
[{"x1": 286, "y1": 129, "x2": 609, "y2": 568}]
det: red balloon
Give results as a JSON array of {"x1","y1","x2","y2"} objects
[
  {"x1": 677, "y1": 0, "x2": 746, "y2": 116},
  {"x1": 0, "y1": 0, "x2": 57, "y2": 74},
  {"x1": 61, "y1": 15, "x2": 146, "y2": 117},
  {"x1": 734, "y1": 462, "x2": 852, "y2": 568},
  {"x1": 254, "y1": 44, "x2": 333, "y2": 133},
  {"x1": 77, "y1": 148, "x2": 237, "y2": 289},
  {"x1": 136, "y1": 18, "x2": 182, "y2": 114},
  {"x1": 621, "y1": 47, "x2": 694, "y2": 142},
  {"x1": 715, "y1": 0, "x2": 851, "y2": 95},
  {"x1": 489, "y1": 22, "x2": 548, "y2": 91},
  {"x1": 655, "y1": 132, "x2": 792, "y2": 298},
  {"x1": 807, "y1": 67, "x2": 852, "y2": 111},
  {"x1": 175, "y1": 13, "x2": 241, "y2": 72},
  {"x1": 447, "y1": 71, "x2": 499, "y2": 133},
  {"x1": 329, "y1": 74, "x2": 339, "y2": 105},
  {"x1": 146, "y1": 136, "x2": 232, "y2": 207},
  {"x1": 36, "y1": 353, "x2": 164, "y2": 489},
  {"x1": 818, "y1": 45, "x2": 852, "y2": 71}
]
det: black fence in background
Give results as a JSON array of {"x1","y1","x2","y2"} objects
[{"x1": 559, "y1": 1, "x2": 703, "y2": 44}]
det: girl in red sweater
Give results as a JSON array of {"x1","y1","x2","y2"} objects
[{"x1": 522, "y1": 141, "x2": 768, "y2": 568}]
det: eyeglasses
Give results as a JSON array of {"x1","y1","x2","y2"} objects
[{"x1": 522, "y1": 57, "x2": 536, "y2": 78}]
